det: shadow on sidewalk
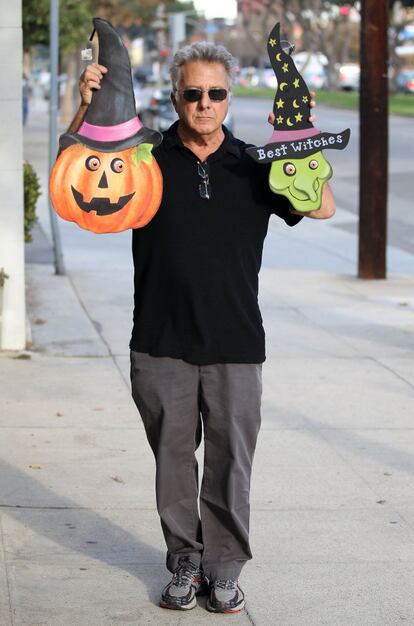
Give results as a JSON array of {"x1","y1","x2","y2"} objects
[{"x1": 0, "y1": 459, "x2": 164, "y2": 605}]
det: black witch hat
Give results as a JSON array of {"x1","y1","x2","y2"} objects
[
  {"x1": 60, "y1": 18, "x2": 162, "y2": 152},
  {"x1": 247, "y1": 23, "x2": 350, "y2": 163}
]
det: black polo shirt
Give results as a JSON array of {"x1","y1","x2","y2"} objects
[{"x1": 130, "y1": 121, "x2": 302, "y2": 365}]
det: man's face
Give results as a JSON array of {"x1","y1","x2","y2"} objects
[{"x1": 172, "y1": 61, "x2": 230, "y2": 136}]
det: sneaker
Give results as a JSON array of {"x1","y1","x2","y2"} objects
[
  {"x1": 206, "y1": 579, "x2": 245, "y2": 613},
  {"x1": 160, "y1": 557, "x2": 208, "y2": 610}
]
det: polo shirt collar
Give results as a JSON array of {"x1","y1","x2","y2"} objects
[{"x1": 163, "y1": 121, "x2": 241, "y2": 159}]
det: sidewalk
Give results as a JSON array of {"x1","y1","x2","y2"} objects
[{"x1": 0, "y1": 101, "x2": 414, "y2": 625}]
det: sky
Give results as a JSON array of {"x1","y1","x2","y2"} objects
[{"x1": 192, "y1": 0, "x2": 237, "y2": 20}]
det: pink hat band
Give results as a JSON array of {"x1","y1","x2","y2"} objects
[
  {"x1": 267, "y1": 127, "x2": 320, "y2": 144},
  {"x1": 78, "y1": 117, "x2": 143, "y2": 142}
]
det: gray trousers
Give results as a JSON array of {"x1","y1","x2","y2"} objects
[{"x1": 130, "y1": 350, "x2": 262, "y2": 581}]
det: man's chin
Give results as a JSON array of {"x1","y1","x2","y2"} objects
[{"x1": 194, "y1": 122, "x2": 220, "y2": 135}]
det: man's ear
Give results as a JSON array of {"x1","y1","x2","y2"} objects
[{"x1": 171, "y1": 91, "x2": 178, "y2": 111}]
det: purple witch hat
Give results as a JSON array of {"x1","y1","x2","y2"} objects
[
  {"x1": 60, "y1": 18, "x2": 162, "y2": 153},
  {"x1": 247, "y1": 23, "x2": 350, "y2": 163}
]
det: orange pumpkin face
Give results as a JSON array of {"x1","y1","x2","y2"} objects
[{"x1": 49, "y1": 143, "x2": 163, "y2": 233}]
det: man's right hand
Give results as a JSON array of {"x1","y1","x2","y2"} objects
[{"x1": 79, "y1": 63, "x2": 108, "y2": 106}]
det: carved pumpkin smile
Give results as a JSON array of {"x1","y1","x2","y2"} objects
[{"x1": 71, "y1": 185, "x2": 135, "y2": 216}]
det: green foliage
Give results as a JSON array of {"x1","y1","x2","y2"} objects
[
  {"x1": 23, "y1": 162, "x2": 41, "y2": 243},
  {"x1": 23, "y1": 0, "x2": 197, "y2": 51},
  {"x1": 329, "y1": 0, "x2": 414, "y2": 6},
  {"x1": 23, "y1": 0, "x2": 93, "y2": 53}
]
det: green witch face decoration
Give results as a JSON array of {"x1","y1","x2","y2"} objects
[
  {"x1": 247, "y1": 23, "x2": 350, "y2": 212},
  {"x1": 269, "y1": 152, "x2": 332, "y2": 212}
]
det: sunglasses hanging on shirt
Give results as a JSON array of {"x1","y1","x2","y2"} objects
[{"x1": 197, "y1": 161, "x2": 211, "y2": 200}]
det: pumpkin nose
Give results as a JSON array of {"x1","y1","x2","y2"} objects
[{"x1": 98, "y1": 171, "x2": 108, "y2": 188}]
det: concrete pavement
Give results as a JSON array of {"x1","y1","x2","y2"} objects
[{"x1": 0, "y1": 98, "x2": 413, "y2": 625}]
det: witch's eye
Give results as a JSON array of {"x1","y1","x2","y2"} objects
[
  {"x1": 309, "y1": 159, "x2": 319, "y2": 170},
  {"x1": 283, "y1": 162, "x2": 296, "y2": 176},
  {"x1": 85, "y1": 155, "x2": 101, "y2": 171},
  {"x1": 111, "y1": 158, "x2": 125, "y2": 173}
]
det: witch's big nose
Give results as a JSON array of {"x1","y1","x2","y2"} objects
[
  {"x1": 293, "y1": 174, "x2": 317, "y2": 202},
  {"x1": 98, "y1": 171, "x2": 108, "y2": 188}
]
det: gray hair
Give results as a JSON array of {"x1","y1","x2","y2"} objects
[{"x1": 169, "y1": 41, "x2": 236, "y2": 91}]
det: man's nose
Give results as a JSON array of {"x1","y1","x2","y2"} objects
[{"x1": 198, "y1": 91, "x2": 211, "y2": 108}]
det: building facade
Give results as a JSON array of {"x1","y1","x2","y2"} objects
[{"x1": 0, "y1": 1, "x2": 25, "y2": 350}]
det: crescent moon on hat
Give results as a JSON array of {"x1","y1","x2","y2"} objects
[
  {"x1": 286, "y1": 117, "x2": 293, "y2": 127},
  {"x1": 293, "y1": 99, "x2": 300, "y2": 109},
  {"x1": 276, "y1": 52, "x2": 282, "y2": 61},
  {"x1": 279, "y1": 82, "x2": 288, "y2": 91}
]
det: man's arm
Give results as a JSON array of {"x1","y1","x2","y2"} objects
[{"x1": 67, "y1": 63, "x2": 108, "y2": 133}]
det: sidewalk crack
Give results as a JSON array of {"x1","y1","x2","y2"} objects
[
  {"x1": 0, "y1": 515, "x2": 15, "y2": 626},
  {"x1": 66, "y1": 274, "x2": 130, "y2": 390}
]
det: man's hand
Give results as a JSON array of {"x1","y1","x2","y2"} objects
[
  {"x1": 79, "y1": 63, "x2": 108, "y2": 106},
  {"x1": 268, "y1": 90, "x2": 316, "y2": 126},
  {"x1": 66, "y1": 63, "x2": 108, "y2": 134}
]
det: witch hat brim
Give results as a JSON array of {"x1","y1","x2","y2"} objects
[
  {"x1": 59, "y1": 126, "x2": 162, "y2": 153},
  {"x1": 247, "y1": 128, "x2": 351, "y2": 163},
  {"x1": 247, "y1": 23, "x2": 350, "y2": 164},
  {"x1": 60, "y1": 18, "x2": 162, "y2": 153}
]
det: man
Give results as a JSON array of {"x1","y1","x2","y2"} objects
[{"x1": 71, "y1": 42, "x2": 335, "y2": 614}]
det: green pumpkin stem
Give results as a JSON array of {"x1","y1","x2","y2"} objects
[{"x1": 132, "y1": 143, "x2": 153, "y2": 166}]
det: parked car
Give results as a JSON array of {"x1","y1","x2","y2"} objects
[
  {"x1": 258, "y1": 68, "x2": 278, "y2": 89},
  {"x1": 140, "y1": 87, "x2": 235, "y2": 133},
  {"x1": 236, "y1": 67, "x2": 260, "y2": 87},
  {"x1": 294, "y1": 51, "x2": 328, "y2": 90},
  {"x1": 301, "y1": 66, "x2": 327, "y2": 90},
  {"x1": 338, "y1": 63, "x2": 360, "y2": 91},
  {"x1": 396, "y1": 69, "x2": 414, "y2": 93}
]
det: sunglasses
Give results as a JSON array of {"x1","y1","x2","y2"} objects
[
  {"x1": 197, "y1": 161, "x2": 211, "y2": 200},
  {"x1": 181, "y1": 88, "x2": 228, "y2": 102}
]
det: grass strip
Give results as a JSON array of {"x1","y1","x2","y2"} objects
[{"x1": 233, "y1": 87, "x2": 414, "y2": 117}]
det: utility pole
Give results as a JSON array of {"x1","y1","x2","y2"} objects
[
  {"x1": 358, "y1": 0, "x2": 388, "y2": 279},
  {"x1": 48, "y1": 0, "x2": 66, "y2": 275}
]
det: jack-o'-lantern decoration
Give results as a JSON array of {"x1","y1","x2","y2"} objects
[
  {"x1": 50, "y1": 143, "x2": 162, "y2": 233},
  {"x1": 49, "y1": 18, "x2": 163, "y2": 234},
  {"x1": 246, "y1": 23, "x2": 350, "y2": 213}
]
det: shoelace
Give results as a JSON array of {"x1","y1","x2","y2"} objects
[
  {"x1": 214, "y1": 579, "x2": 237, "y2": 591},
  {"x1": 172, "y1": 559, "x2": 199, "y2": 588}
]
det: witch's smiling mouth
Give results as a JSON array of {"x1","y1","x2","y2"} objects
[{"x1": 71, "y1": 186, "x2": 135, "y2": 216}]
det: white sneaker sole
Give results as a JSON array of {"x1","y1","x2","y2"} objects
[
  {"x1": 206, "y1": 598, "x2": 245, "y2": 613},
  {"x1": 160, "y1": 596, "x2": 197, "y2": 610}
]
